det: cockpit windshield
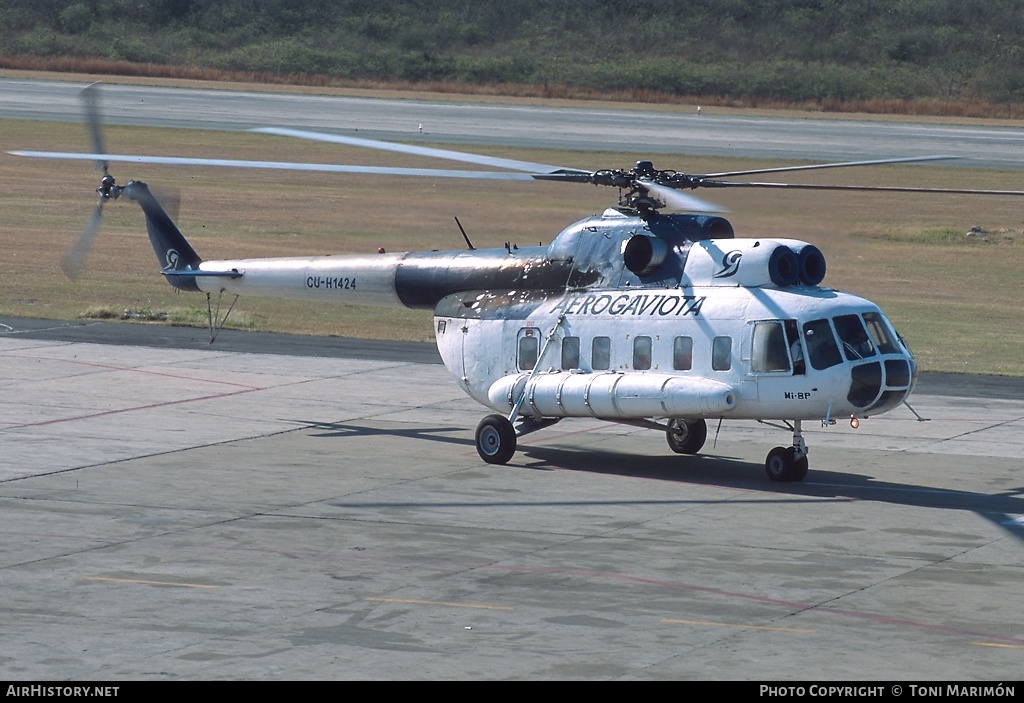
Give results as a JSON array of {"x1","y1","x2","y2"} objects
[
  {"x1": 862, "y1": 312, "x2": 901, "y2": 354},
  {"x1": 834, "y1": 314, "x2": 876, "y2": 361},
  {"x1": 803, "y1": 318, "x2": 842, "y2": 370},
  {"x1": 802, "y1": 311, "x2": 908, "y2": 371}
]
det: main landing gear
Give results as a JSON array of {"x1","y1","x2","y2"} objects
[
  {"x1": 475, "y1": 414, "x2": 517, "y2": 464},
  {"x1": 665, "y1": 418, "x2": 708, "y2": 455},
  {"x1": 764, "y1": 419, "x2": 809, "y2": 482},
  {"x1": 475, "y1": 414, "x2": 561, "y2": 465}
]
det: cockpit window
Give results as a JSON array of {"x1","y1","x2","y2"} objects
[
  {"x1": 803, "y1": 318, "x2": 842, "y2": 370},
  {"x1": 834, "y1": 314, "x2": 876, "y2": 361},
  {"x1": 862, "y1": 312, "x2": 901, "y2": 354}
]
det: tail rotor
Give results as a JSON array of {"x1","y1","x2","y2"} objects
[{"x1": 61, "y1": 83, "x2": 125, "y2": 280}]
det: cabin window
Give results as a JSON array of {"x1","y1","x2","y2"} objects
[
  {"x1": 751, "y1": 321, "x2": 790, "y2": 373},
  {"x1": 673, "y1": 336, "x2": 693, "y2": 371},
  {"x1": 592, "y1": 336, "x2": 611, "y2": 370},
  {"x1": 862, "y1": 312, "x2": 900, "y2": 354},
  {"x1": 803, "y1": 318, "x2": 842, "y2": 370},
  {"x1": 633, "y1": 336, "x2": 652, "y2": 370},
  {"x1": 561, "y1": 336, "x2": 580, "y2": 370},
  {"x1": 517, "y1": 328, "x2": 539, "y2": 371},
  {"x1": 834, "y1": 314, "x2": 876, "y2": 360},
  {"x1": 712, "y1": 336, "x2": 732, "y2": 371}
]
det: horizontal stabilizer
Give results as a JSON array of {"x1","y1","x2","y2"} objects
[{"x1": 162, "y1": 268, "x2": 242, "y2": 278}]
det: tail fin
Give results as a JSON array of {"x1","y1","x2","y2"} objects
[{"x1": 124, "y1": 180, "x2": 203, "y2": 292}]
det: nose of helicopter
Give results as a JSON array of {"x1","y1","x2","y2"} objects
[{"x1": 848, "y1": 352, "x2": 917, "y2": 416}]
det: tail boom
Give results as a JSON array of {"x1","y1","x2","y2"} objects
[{"x1": 192, "y1": 254, "x2": 406, "y2": 307}]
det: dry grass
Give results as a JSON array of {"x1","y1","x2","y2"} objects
[{"x1": 2, "y1": 117, "x2": 1022, "y2": 374}]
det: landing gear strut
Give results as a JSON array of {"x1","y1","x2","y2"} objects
[
  {"x1": 765, "y1": 420, "x2": 809, "y2": 482},
  {"x1": 478, "y1": 315, "x2": 565, "y2": 465}
]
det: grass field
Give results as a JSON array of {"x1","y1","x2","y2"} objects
[{"x1": 2, "y1": 110, "x2": 1022, "y2": 376}]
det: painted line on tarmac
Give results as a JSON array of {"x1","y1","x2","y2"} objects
[
  {"x1": 81, "y1": 575, "x2": 219, "y2": 589},
  {"x1": 663, "y1": 618, "x2": 815, "y2": 633},
  {"x1": 971, "y1": 641, "x2": 1024, "y2": 649},
  {"x1": 3, "y1": 350, "x2": 263, "y2": 388},
  {"x1": 5, "y1": 388, "x2": 262, "y2": 429},
  {"x1": 367, "y1": 596, "x2": 513, "y2": 611},
  {"x1": 0, "y1": 351, "x2": 266, "y2": 429}
]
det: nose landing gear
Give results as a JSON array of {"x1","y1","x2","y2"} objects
[{"x1": 765, "y1": 420, "x2": 809, "y2": 482}]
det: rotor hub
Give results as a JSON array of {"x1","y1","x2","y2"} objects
[{"x1": 98, "y1": 174, "x2": 121, "y2": 200}]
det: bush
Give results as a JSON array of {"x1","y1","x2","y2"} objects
[{"x1": 57, "y1": 2, "x2": 92, "y2": 35}]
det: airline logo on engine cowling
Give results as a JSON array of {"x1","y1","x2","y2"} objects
[
  {"x1": 714, "y1": 250, "x2": 742, "y2": 278},
  {"x1": 551, "y1": 293, "x2": 705, "y2": 317}
]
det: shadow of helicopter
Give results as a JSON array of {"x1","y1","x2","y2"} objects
[
  {"x1": 295, "y1": 419, "x2": 474, "y2": 449},
  {"x1": 519, "y1": 443, "x2": 1024, "y2": 544},
  {"x1": 296, "y1": 417, "x2": 1024, "y2": 544}
]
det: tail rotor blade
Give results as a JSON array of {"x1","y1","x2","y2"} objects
[
  {"x1": 62, "y1": 200, "x2": 104, "y2": 280},
  {"x1": 151, "y1": 185, "x2": 181, "y2": 221},
  {"x1": 81, "y1": 82, "x2": 108, "y2": 175}
]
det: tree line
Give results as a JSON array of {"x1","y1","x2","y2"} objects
[{"x1": 3, "y1": 0, "x2": 1022, "y2": 113}]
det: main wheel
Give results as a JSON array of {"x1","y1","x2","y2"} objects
[
  {"x1": 765, "y1": 446, "x2": 796, "y2": 482},
  {"x1": 476, "y1": 414, "x2": 517, "y2": 465},
  {"x1": 791, "y1": 454, "x2": 809, "y2": 482},
  {"x1": 666, "y1": 418, "x2": 708, "y2": 454}
]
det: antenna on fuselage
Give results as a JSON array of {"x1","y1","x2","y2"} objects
[{"x1": 454, "y1": 216, "x2": 475, "y2": 250}]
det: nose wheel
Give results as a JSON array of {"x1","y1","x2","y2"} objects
[
  {"x1": 765, "y1": 446, "x2": 809, "y2": 482},
  {"x1": 765, "y1": 420, "x2": 809, "y2": 482}
]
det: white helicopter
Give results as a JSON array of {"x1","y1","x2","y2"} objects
[{"x1": 13, "y1": 85, "x2": 1024, "y2": 481}]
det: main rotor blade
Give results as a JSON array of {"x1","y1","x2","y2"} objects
[
  {"x1": 80, "y1": 83, "x2": 108, "y2": 175},
  {"x1": 252, "y1": 127, "x2": 588, "y2": 176},
  {"x1": 697, "y1": 179, "x2": 1024, "y2": 196},
  {"x1": 8, "y1": 151, "x2": 541, "y2": 180},
  {"x1": 637, "y1": 180, "x2": 729, "y2": 213},
  {"x1": 698, "y1": 155, "x2": 959, "y2": 179}
]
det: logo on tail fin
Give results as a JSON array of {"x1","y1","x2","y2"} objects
[{"x1": 165, "y1": 249, "x2": 180, "y2": 269}]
